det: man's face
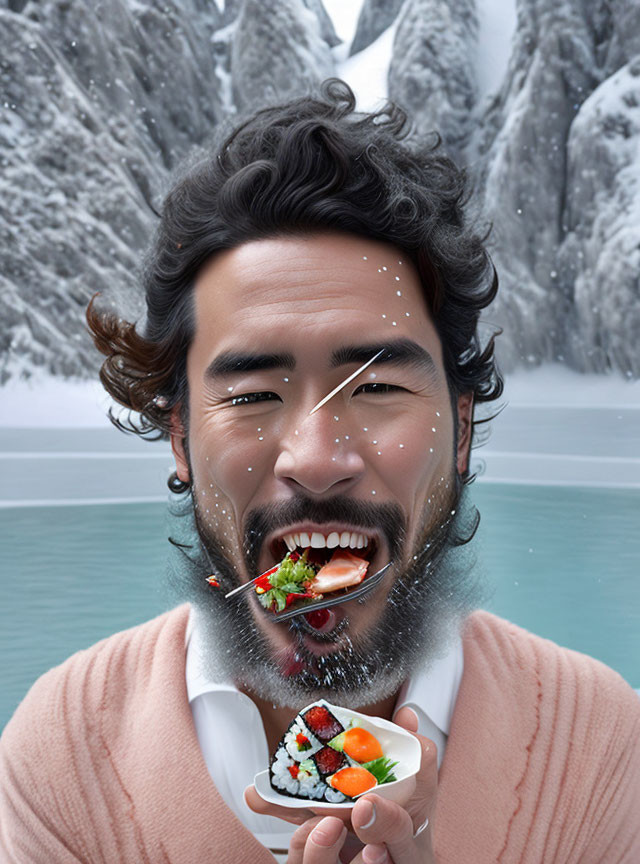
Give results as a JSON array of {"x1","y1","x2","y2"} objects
[{"x1": 171, "y1": 232, "x2": 475, "y2": 707}]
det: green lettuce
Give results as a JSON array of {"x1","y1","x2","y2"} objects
[{"x1": 361, "y1": 757, "x2": 398, "y2": 785}]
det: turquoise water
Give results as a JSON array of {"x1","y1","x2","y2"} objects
[{"x1": 1, "y1": 486, "x2": 639, "y2": 730}]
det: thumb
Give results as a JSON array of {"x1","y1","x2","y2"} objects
[{"x1": 393, "y1": 705, "x2": 419, "y2": 733}]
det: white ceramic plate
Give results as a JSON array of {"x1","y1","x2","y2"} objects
[{"x1": 253, "y1": 700, "x2": 421, "y2": 810}]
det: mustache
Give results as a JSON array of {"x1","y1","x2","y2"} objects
[{"x1": 243, "y1": 495, "x2": 406, "y2": 576}]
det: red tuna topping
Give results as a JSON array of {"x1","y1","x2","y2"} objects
[
  {"x1": 302, "y1": 704, "x2": 344, "y2": 743},
  {"x1": 313, "y1": 745, "x2": 347, "y2": 777}
]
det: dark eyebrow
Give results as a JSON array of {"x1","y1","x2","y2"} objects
[
  {"x1": 206, "y1": 351, "x2": 296, "y2": 378},
  {"x1": 330, "y1": 339, "x2": 437, "y2": 375}
]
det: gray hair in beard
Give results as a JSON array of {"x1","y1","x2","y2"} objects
[{"x1": 166, "y1": 477, "x2": 488, "y2": 711}]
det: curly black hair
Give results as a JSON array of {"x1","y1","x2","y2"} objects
[{"x1": 87, "y1": 78, "x2": 502, "y2": 491}]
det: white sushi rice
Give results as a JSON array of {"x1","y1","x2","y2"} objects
[
  {"x1": 284, "y1": 721, "x2": 322, "y2": 762},
  {"x1": 324, "y1": 786, "x2": 347, "y2": 803},
  {"x1": 270, "y1": 747, "x2": 329, "y2": 800},
  {"x1": 297, "y1": 761, "x2": 327, "y2": 800},
  {"x1": 271, "y1": 747, "x2": 301, "y2": 795}
]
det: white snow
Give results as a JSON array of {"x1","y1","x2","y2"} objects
[
  {"x1": 329, "y1": 0, "x2": 519, "y2": 117},
  {"x1": 322, "y1": 0, "x2": 364, "y2": 51},
  {"x1": 335, "y1": 21, "x2": 398, "y2": 112},
  {"x1": 474, "y1": 0, "x2": 518, "y2": 105},
  {"x1": 500, "y1": 363, "x2": 640, "y2": 409},
  {"x1": 0, "y1": 375, "x2": 115, "y2": 428}
]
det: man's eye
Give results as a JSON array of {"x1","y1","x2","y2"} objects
[
  {"x1": 354, "y1": 383, "x2": 405, "y2": 395},
  {"x1": 230, "y1": 392, "x2": 281, "y2": 406}
]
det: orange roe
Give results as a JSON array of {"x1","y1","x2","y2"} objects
[
  {"x1": 330, "y1": 766, "x2": 377, "y2": 798},
  {"x1": 343, "y1": 727, "x2": 384, "y2": 763}
]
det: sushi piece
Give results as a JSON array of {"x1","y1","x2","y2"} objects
[
  {"x1": 328, "y1": 727, "x2": 384, "y2": 763},
  {"x1": 312, "y1": 746, "x2": 348, "y2": 777},
  {"x1": 302, "y1": 704, "x2": 344, "y2": 743},
  {"x1": 268, "y1": 700, "x2": 400, "y2": 804},
  {"x1": 283, "y1": 720, "x2": 323, "y2": 762},
  {"x1": 329, "y1": 766, "x2": 377, "y2": 797}
]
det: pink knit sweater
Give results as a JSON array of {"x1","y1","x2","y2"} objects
[{"x1": 1, "y1": 606, "x2": 638, "y2": 863}]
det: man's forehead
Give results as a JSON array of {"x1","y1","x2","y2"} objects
[
  {"x1": 189, "y1": 232, "x2": 442, "y2": 369},
  {"x1": 194, "y1": 232, "x2": 414, "y2": 298}
]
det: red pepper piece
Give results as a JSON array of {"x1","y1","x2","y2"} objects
[
  {"x1": 254, "y1": 574, "x2": 272, "y2": 592},
  {"x1": 284, "y1": 591, "x2": 315, "y2": 608},
  {"x1": 288, "y1": 764, "x2": 300, "y2": 779}
]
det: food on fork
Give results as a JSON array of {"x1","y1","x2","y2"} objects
[
  {"x1": 269, "y1": 700, "x2": 399, "y2": 803},
  {"x1": 255, "y1": 547, "x2": 370, "y2": 614}
]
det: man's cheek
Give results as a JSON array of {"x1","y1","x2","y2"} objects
[{"x1": 194, "y1": 479, "x2": 245, "y2": 563}]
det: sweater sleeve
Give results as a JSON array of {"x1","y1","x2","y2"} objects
[
  {"x1": 574, "y1": 665, "x2": 640, "y2": 863},
  {"x1": 0, "y1": 664, "x2": 96, "y2": 864}
]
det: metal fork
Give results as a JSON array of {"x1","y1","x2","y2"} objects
[
  {"x1": 273, "y1": 561, "x2": 393, "y2": 622},
  {"x1": 225, "y1": 561, "x2": 393, "y2": 622}
]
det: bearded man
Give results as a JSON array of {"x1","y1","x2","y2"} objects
[{"x1": 1, "y1": 80, "x2": 639, "y2": 864}]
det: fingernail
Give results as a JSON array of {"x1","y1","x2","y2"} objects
[
  {"x1": 311, "y1": 817, "x2": 345, "y2": 847},
  {"x1": 359, "y1": 799, "x2": 376, "y2": 829},
  {"x1": 362, "y1": 844, "x2": 388, "y2": 864}
]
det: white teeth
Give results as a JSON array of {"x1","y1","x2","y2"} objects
[{"x1": 282, "y1": 529, "x2": 372, "y2": 552}]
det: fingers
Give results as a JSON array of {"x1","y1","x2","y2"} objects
[
  {"x1": 391, "y1": 709, "x2": 438, "y2": 830},
  {"x1": 244, "y1": 785, "x2": 315, "y2": 826},
  {"x1": 393, "y1": 705, "x2": 419, "y2": 733},
  {"x1": 408, "y1": 731, "x2": 437, "y2": 824},
  {"x1": 286, "y1": 816, "x2": 347, "y2": 864},
  {"x1": 352, "y1": 794, "x2": 432, "y2": 864},
  {"x1": 361, "y1": 844, "x2": 390, "y2": 864}
]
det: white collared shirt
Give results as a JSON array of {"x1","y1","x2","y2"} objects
[{"x1": 185, "y1": 608, "x2": 463, "y2": 858}]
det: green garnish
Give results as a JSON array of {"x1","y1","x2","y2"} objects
[
  {"x1": 327, "y1": 730, "x2": 346, "y2": 752},
  {"x1": 362, "y1": 757, "x2": 398, "y2": 785},
  {"x1": 258, "y1": 587, "x2": 288, "y2": 612},
  {"x1": 270, "y1": 553, "x2": 316, "y2": 588},
  {"x1": 257, "y1": 552, "x2": 317, "y2": 611}
]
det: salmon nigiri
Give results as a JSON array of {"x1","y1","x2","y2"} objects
[{"x1": 311, "y1": 549, "x2": 369, "y2": 593}]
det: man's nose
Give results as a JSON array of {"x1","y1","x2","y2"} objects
[{"x1": 273, "y1": 408, "x2": 366, "y2": 495}]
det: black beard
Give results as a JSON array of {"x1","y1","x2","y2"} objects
[{"x1": 166, "y1": 474, "x2": 487, "y2": 711}]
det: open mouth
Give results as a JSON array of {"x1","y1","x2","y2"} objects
[{"x1": 267, "y1": 528, "x2": 379, "y2": 573}]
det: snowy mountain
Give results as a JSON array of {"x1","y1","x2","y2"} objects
[{"x1": 1, "y1": 0, "x2": 638, "y2": 382}]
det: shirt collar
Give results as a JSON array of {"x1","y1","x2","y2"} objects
[
  {"x1": 185, "y1": 605, "x2": 463, "y2": 735},
  {"x1": 393, "y1": 632, "x2": 464, "y2": 735}
]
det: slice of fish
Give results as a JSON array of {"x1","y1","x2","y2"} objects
[{"x1": 311, "y1": 549, "x2": 369, "y2": 594}]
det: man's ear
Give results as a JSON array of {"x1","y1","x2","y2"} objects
[
  {"x1": 169, "y1": 405, "x2": 190, "y2": 483},
  {"x1": 456, "y1": 392, "x2": 474, "y2": 476}
]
